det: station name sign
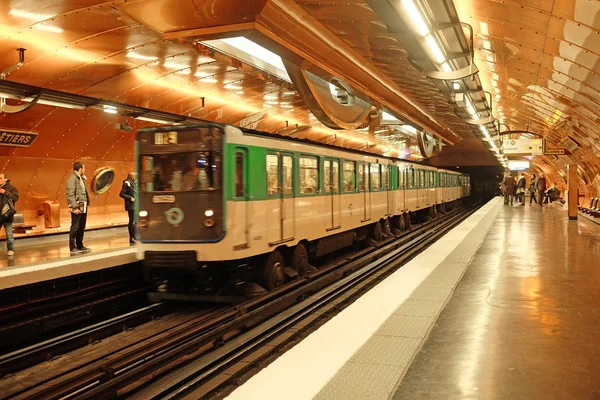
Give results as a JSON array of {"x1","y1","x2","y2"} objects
[
  {"x1": 502, "y1": 139, "x2": 544, "y2": 155},
  {"x1": 0, "y1": 129, "x2": 38, "y2": 147}
]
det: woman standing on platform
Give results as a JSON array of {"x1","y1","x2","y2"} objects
[
  {"x1": 529, "y1": 174, "x2": 537, "y2": 205},
  {"x1": 120, "y1": 172, "x2": 138, "y2": 244}
]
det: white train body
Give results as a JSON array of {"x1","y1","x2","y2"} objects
[{"x1": 135, "y1": 124, "x2": 470, "y2": 276}]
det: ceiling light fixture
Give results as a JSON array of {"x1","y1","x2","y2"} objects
[{"x1": 401, "y1": 0, "x2": 430, "y2": 36}]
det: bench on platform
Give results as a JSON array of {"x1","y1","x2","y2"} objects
[{"x1": 12, "y1": 212, "x2": 37, "y2": 233}]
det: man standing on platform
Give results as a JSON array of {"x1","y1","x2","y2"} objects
[
  {"x1": 0, "y1": 173, "x2": 19, "y2": 256},
  {"x1": 536, "y1": 173, "x2": 547, "y2": 206},
  {"x1": 119, "y1": 171, "x2": 138, "y2": 244},
  {"x1": 66, "y1": 161, "x2": 91, "y2": 254}
]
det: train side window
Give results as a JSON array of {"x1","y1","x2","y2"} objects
[
  {"x1": 299, "y1": 156, "x2": 319, "y2": 194},
  {"x1": 343, "y1": 161, "x2": 356, "y2": 192},
  {"x1": 332, "y1": 160, "x2": 339, "y2": 193},
  {"x1": 358, "y1": 163, "x2": 366, "y2": 191},
  {"x1": 397, "y1": 166, "x2": 404, "y2": 189},
  {"x1": 282, "y1": 155, "x2": 293, "y2": 195},
  {"x1": 408, "y1": 168, "x2": 413, "y2": 188},
  {"x1": 266, "y1": 154, "x2": 279, "y2": 196},
  {"x1": 371, "y1": 164, "x2": 381, "y2": 190},
  {"x1": 235, "y1": 151, "x2": 244, "y2": 198},
  {"x1": 382, "y1": 165, "x2": 390, "y2": 189}
]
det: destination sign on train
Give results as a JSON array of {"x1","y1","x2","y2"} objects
[
  {"x1": 0, "y1": 129, "x2": 38, "y2": 147},
  {"x1": 154, "y1": 131, "x2": 177, "y2": 145}
]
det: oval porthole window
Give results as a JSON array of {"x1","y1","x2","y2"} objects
[{"x1": 91, "y1": 167, "x2": 115, "y2": 194}]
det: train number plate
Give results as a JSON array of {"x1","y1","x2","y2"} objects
[{"x1": 152, "y1": 195, "x2": 176, "y2": 203}]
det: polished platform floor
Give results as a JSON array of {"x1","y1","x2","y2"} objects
[
  {"x1": 394, "y1": 202, "x2": 600, "y2": 399},
  {"x1": 0, "y1": 228, "x2": 130, "y2": 269},
  {"x1": 0, "y1": 227, "x2": 136, "y2": 290}
]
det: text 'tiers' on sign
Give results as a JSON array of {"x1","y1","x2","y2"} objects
[{"x1": 0, "y1": 129, "x2": 38, "y2": 147}]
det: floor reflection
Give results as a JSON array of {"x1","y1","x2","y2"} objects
[
  {"x1": 0, "y1": 233, "x2": 131, "y2": 269},
  {"x1": 394, "y1": 200, "x2": 600, "y2": 400}
]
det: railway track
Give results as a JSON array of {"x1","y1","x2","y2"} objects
[{"x1": 2, "y1": 199, "x2": 482, "y2": 400}]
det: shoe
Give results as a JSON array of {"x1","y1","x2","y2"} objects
[
  {"x1": 78, "y1": 246, "x2": 91, "y2": 253},
  {"x1": 129, "y1": 238, "x2": 136, "y2": 245},
  {"x1": 70, "y1": 248, "x2": 81, "y2": 255},
  {"x1": 7, "y1": 250, "x2": 14, "y2": 256}
]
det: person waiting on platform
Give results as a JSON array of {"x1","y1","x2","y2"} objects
[
  {"x1": 528, "y1": 174, "x2": 537, "y2": 205},
  {"x1": 516, "y1": 173, "x2": 526, "y2": 205},
  {"x1": 120, "y1": 171, "x2": 138, "y2": 244},
  {"x1": 66, "y1": 161, "x2": 91, "y2": 254},
  {"x1": 0, "y1": 173, "x2": 19, "y2": 257},
  {"x1": 543, "y1": 183, "x2": 560, "y2": 204},
  {"x1": 503, "y1": 173, "x2": 515, "y2": 205},
  {"x1": 536, "y1": 173, "x2": 547, "y2": 206}
]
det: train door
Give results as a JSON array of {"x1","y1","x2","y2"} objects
[
  {"x1": 384, "y1": 165, "x2": 393, "y2": 216},
  {"x1": 324, "y1": 158, "x2": 341, "y2": 230},
  {"x1": 398, "y1": 166, "x2": 408, "y2": 212},
  {"x1": 267, "y1": 152, "x2": 295, "y2": 244},
  {"x1": 358, "y1": 163, "x2": 371, "y2": 221},
  {"x1": 414, "y1": 169, "x2": 423, "y2": 208},
  {"x1": 233, "y1": 148, "x2": 250, "y2": 249}
]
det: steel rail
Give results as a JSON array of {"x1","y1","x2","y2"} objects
[
  {"x1": 131, "y1": 206, "x2": 476, "y2": 399},
  {"x1": 11, "y1": 201, "x2": 479, "y2": 400}
]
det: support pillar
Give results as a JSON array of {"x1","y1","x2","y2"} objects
[{"x1": 567, "y1": 164, "x2": 578, "y2": 220}]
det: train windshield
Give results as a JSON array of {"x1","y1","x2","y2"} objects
[
  {"x1": 140, "y1": 152, "x2": 221, "y2": 192},
  {"x1": 138, "y1": 127, "x2": 222, "y2": 193}
]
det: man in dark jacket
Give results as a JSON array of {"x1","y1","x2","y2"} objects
[
  {"x1": 516, "y1": 173, "x2": 526, "y2": 205},
  {"x1": 0, "y1": 173, "x2": 19, "y2": 256},
  {"x1": 119, "y1": 172, "x2": 137, "y2": 244},
  {"x1": 66, "y1": 161, "x2": 91, "y2": 254},
  {"x1": 536, "y1": 173, "x2": 547, "y2": 206}
]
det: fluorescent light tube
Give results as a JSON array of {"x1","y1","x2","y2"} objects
[
  {"x1": 425, "y1": 35, "x2": 445, "y2": 63},
  {"x1": 401, "y1": 0, "x2": 430, "y2": 36}
]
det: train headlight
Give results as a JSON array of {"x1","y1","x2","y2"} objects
[
  {"x1": 204, "y1": 209, "x2": 214, "y2": 217},
  {"x1": 139, "y1": 210, "x2": 148, "y2": 217}
]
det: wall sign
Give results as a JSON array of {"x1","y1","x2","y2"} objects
[
  {"x1": 544, "y1": 148, "x2": 568, "y2": 155},
  {"x1": 0, "y1": 129, "x2": 38, "y2": 147},
  {"x1": 502, "y1": 139, "x2": 544, "y2": 155}
]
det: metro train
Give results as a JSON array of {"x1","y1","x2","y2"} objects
[{"x1": 135, "y1": 123, "x2": 470, "y2": 295}]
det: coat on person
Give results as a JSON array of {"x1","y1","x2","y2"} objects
[
  {"x1": 503, "y1": 175, "x2": 516, "y2": 194},
  {"x1": 0, "y1": 179, "x2": 19, "y2": 223},
  {"x1": 516, "y1": 176, "x2": 526, "y2": 192},
  {"x1": 66, "y1": 171, "x2": 90, "y2": 211},
  {"x1": 119, "y1": 176, "x2": 137, "y2": 211},
  {"x1": 536, "y1": 176, "x2": 547, "y2": 192},
  {"x1": 529, "y1": 176, "x2": 537, "y2": 193}
]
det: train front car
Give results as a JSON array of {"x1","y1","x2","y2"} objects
[{"x1": 136, "y1": 124, "x2": 226, "y2": 295}]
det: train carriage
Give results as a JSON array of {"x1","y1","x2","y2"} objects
[{"x1": 135, "y1": 124, "x2": 470, "y2": 294}]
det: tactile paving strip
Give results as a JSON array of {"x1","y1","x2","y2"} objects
[{"x1": 315, "y1": 199, "x2": 502, "y2": 400}]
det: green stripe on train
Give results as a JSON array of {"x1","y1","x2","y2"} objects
[{"x1": 223, "y1": 143, "x2": 467, "y2": 202}]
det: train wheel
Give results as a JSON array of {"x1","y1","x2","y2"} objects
[
  {"x1": 382, "y1": 218, "x2": 391, "y2": 236},
  {"x1": 263, "y1": 250, "x2": 286, "y2": 290},
  {"x1": 370, "y1": 221, "x2": 382, "y2": 242},
  {"x1": 429, "y1": 205, "x2": 438, "y2": 219},
  {"x1": 404, "y1": 213, "x2": 411, "y2": 230},
  {"x1": 291, "y1": 243, "x2": 312, "y2": 276},
  {"x1": 399, "y1": 214, "x2": 406, "y2": 232}
]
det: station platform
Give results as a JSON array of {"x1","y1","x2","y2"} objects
[
  {"x1": 0, "y1": 227, "x2": 137, "y2": 290},
  {"x1": 226, "y1": 197, "x2": 600, "y2": 400}
]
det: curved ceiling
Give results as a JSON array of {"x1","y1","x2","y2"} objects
[
  {"x1": 453, "y1": 0, "x2": 600, "y2": 197},
  {"x1": 0, "y1": 0, "x2": 598, "y2": 234}
]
